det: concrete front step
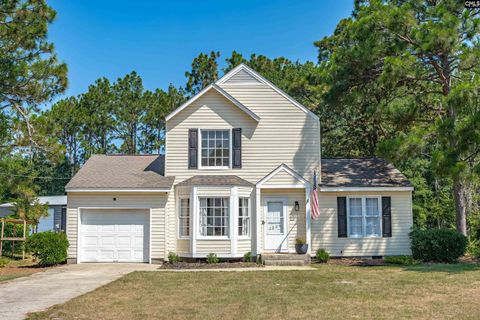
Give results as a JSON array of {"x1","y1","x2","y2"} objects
[
  {"x1": 261, "y1": 253, "x2": 310, "y2": 266},
  {"x1": 264, "y1": 259, "x2": 307, "y2": 266}
]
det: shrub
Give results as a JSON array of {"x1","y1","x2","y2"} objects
[
  {"x1": 206, "y1": 253, "x2": 219, "y2": 264},
  {"x1": 315, "y1": 248, "x2": 330, "y2": 263},
  {"x1": 25, "y1": 231, "x2": 69, "y2": 266},
  {"x1": 410, "y1": 228, "x2": 467, "y2": 263},
  {"x1": 295, "y1": 237, "x2": 306, "y2": 245},
  {"x1": 243, "y1": 251, "x2": 253, "y2": 262},
  {"x1": 0, "y1": 257, "x2": 10, "y2": 268},
  {"x1": 466, "y1": 239, "x2": 480, "y2": 258},
  {"x1": 384, "y1": 255, "x2": 417, "y2": 266},
  {"x1": 168, "y1": 252, "x2": 181, "y2": 263}
]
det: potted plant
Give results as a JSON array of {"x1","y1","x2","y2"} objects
[{"x1": 295, "y1": 237, "x2": 308, "y2": 254}]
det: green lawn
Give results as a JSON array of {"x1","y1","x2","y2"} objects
[{"x1": 29, "y1": 263, "x2": 480, "y2": 320}]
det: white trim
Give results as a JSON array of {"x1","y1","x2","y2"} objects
[
  {"x1": 66, "y1": 189, "x2": 171, "y2": 193},
  {"x1": 346, "y1": 196, "x2": 382, "y2": 239},
  {"x1": 256, "y1": 163, "x2": 309, "y2": 188},
  {"x1": 77, "y1": 207, "x2": 152, "y2": 264},
  {"x1": 263, "y1": 196, "x2": 289, "y2": 253},
  {"x1": 231, "y1": 187, "x2": 238, "y2": 256},
  {"x1": 191, "y1": 187, "x2": 197, "y2": 255},
  {"x1": 216, "y1": 64, "x2": 319, "y2": 121},
  {"x1": 320, "y1": 187, "x2": 413, "y2": 192},
  {"x1": 255, "y1": 188, "x2": 261, "y2": 256},
  {"x1": 165, "y1": 84, "x2": 260, "y2": 122}
]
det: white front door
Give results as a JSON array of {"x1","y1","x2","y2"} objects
[
  {"x1": 264, "y1": 199, "x2": 288, "y2": 252},
  {"x1": 80, "y1": 209, "x2": 149, "y2": 263}
]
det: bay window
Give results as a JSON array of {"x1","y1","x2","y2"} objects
[
  {"x1": 179, "y1": 198, "x2": 190, "y2": 237},
  {"x1": 238, "y1": 198, "x2": 250, "y2": 237},
  {"x1": 199, "y1": 197, "x2": 229, "y2": 237},
  {"x1": 348, "y1": 196, "x2": 381, "y2": 238}
]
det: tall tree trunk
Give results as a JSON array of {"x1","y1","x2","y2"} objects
[{"x1": 453, "y1": 177, "x2": 467, "y2": 236}]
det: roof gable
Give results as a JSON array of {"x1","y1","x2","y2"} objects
[
  {"x1": 165, "y1": 83, "x2": 260, "y2": 122},
  {"x1": 217, "y1": 64, "x2": 319, "y2": 121},
  {"x1": 257, "y1": 163, "x2": 309, "y2": 188},
  {"x1": 222, "y1": 68, "x2": 262, "y2": 84}
]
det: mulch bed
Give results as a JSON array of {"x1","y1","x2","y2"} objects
[
  {"x1": 327, "y1": 258, "x2": 387, "y2": 267},
  {"x1": 160, "y1": 261, "x2": 263, "y2": 269}
]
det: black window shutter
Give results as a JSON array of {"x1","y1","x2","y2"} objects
[
  {"x1": 188, "y1": 129, "x2": 198, "y2": 169},
  {"x1": 61, "y1": 206, "x2": 67, "y2": 231},
  {"x1": 337, "y1": 197, "x2": 347, "y2": 238},
  {"x1": 382, "y1": 196, "x2": 392, "y2": 237},
  {"x1": 232, "y1": 128, "x2": 242, "y2": 169}
]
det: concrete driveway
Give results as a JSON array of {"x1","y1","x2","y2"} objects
[{"x1": 0, "y1": 263, "x2": 157, "y2": 320}]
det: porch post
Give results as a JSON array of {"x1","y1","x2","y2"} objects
[
  {"x1": 191, "y1": 186, "x2": 197, "y2": 256},
  {"x1": 305, "y1": 184, "x2": 311, "y2": 255},
  {"x1": 255, "y1": 187, "x2": 261, "y2": 256},
  {"x1": 230, "y1": 187, "x2": 238, "y2": 256}
]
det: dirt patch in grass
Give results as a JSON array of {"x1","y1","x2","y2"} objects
[
  {"x1": 326, "y1": 257, "x2": 387, "y2": 266},
  {"x1": 160, "y1": 261, "x2": 262, "y2": 269},
  {"x1": 0, "y1": 256, "x2": 51, "y2": 282}
]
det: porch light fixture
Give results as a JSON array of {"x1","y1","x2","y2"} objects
[{"x1": 294, "y1": 201, "x2": 299, "y2": 211}]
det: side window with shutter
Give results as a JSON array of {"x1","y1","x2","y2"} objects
[
  {"x1": 232, "y1": 128, "x2": 242, "y2": 169},
  {"x1": 382, "y1": 196, "x2": 392, "y2": 237},
  {"x1": 337, "y1": 197, "x2": 347, "y2": 238},
  {"x1": 188, "y1": 129, "x2": 198, "y2": 169}
]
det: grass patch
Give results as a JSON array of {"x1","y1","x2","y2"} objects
[{"x1": 29, "y1": 263, "x2": 480, "y2": 320}]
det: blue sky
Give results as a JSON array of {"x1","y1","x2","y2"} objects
[{"x1": 48, "y1": 0, "x2": 353, "y2": 99}]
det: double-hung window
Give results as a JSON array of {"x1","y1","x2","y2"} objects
[
  {"x1": 238, "y1": 198, "x2": 250, "y2": 237},
  {"x1": 348, "y1": 196, "x2": 381, "y2": 238},
  {"x1": 199, "y1": 197, "x2": 229, "y2": 237},
  {"x1": 200, "y1": 130, "x2": 230, "y2": 168},
  {"x1": 179, "y1": 198, "x2": 190, "y2": 237}
]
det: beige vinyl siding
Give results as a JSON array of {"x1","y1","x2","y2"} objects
[
  {"x1": 261, "y1": 189, "x2": 306, "y2": 252},
  {"x1": 196, "y1": 240, "x2": 231, "y2": 255},
  {"x1": 165, "y1": 77, "x2": 320, "y2": 256},
  {"x1": 176, "y1": 239, "x2": 190, "y2": 254},
  {"x1": 312, "y1": 191, "x2": 413, "y2": 256},
  {"x1": 238, "y1": 239, "x2": 252, "y2": 254},
  {"x1": 224, "y1": 69, "x2": 262, "y2": 84},
  {"x1": 261, "y1": 170, "x2": 304, "y2": 187},
  {"x1": 66, "y1": 192, "x2": 167, "y2": 260}
]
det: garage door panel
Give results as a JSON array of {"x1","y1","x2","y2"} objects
[{"x1": 80, "y1": 209, "x2": 149, "y2": 263}]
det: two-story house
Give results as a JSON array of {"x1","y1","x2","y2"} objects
[{"x1": 65, "y1": 64, "x2": 413, "y2": 264}]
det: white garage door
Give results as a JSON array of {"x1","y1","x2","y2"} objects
[{"x1": 80, "y1": 209, "x2": 149, "y2": 263}]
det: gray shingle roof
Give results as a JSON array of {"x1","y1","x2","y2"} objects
[
  {"x1": 66, "y1": 155, "x2": 174, "y2": 190},
  {"x1": 321, "y1": 158, "x2": 411, "y2": 188},
  {"x1": 177, "y1": 175, "x2": 254, "y2": 187}
]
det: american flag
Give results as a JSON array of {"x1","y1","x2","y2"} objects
[{"x1": 311, "y1": 171, "x2": 320, "y2": 220}]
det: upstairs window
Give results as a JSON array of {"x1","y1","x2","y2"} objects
[{"x1": 200, "y1": 130, "x2": 230, "y2": 168}]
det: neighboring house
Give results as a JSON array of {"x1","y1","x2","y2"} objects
[
  {"x1": 65, "y1": 64, "x2": 413, "y2": 264},
  {"x1": 0, "y1": 196, "x2": 67, "y2": 233}
]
